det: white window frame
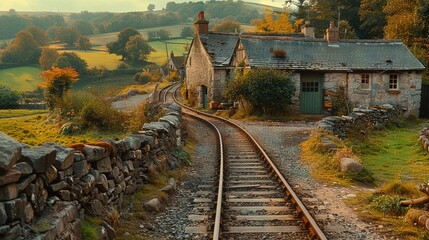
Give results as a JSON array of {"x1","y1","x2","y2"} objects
[
  {"x1": 389, "y1": 74, "x2": 399, "y2": 90},
  {"x1": 360, "y1": 73, "x2": 370, "y2": 90}
]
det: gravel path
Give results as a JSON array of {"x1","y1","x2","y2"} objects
[
  {"x1": 235, "y1": 120, "x2": 383, "y2": 240},
  {"x1": 138, "y1": 115, "x2": 217, "y2": 240}
]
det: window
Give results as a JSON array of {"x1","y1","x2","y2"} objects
[
  {"x1": 389, "y1": 74, "x2": 398, "y2": 90},
  {"x1": 361, "y1": 74, "x2": 370, "y2": 90},
  {"x1": 302, "y1": 81, "x2": 319, "y2": 92}
]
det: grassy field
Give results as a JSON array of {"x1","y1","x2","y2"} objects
[
  {"x1": 0, "y1": 114, "x2": 123, "y2": 146},
  {"x1": 60, "y1": 50, "x2": 123, "y2": 70},
  {"x1": 148, "y1": 38, "x2": 191, "y2": 65},
  {"x1": 0, "y1": 66, "x2": 43, "y2": 92},
  {"x1": 0, "y1": 109, "x2": 48, "y2": 118},
  {"x1": 351, "y1": 122, "x2": 429, "y2": 184},
  {"x1": 89, "y1": 24, "x2": 193, "y2": 46},
  {"x1": 71, "y1": 74, "x2": 136, "y2": 95}
]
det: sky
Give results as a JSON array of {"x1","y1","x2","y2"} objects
[{"x1": 0, "y1": 0, "x2": 284, "y2": 13}]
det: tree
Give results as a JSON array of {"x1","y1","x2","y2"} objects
[
  {"x1": 76, "y1": 36, "x2": 91, "y2": 51},
  {"x1": 55, "y1": 52, "x2": 88, "y2": 74},
  {"x1": 224, "y1": 69, "x2": 296, "y2": 114},
  {"x1": 359, "y1": 0, "x2": 387, "y2": 39},
  {"x1": 213, "y1": 20, "x2": 241, "y2": 33},
  {"x1": 1, "y1": 30, "x2": 41, "y2": 64},
  {"x1": 252, "y1": 9, "x2": 294, "y2": 33},
  {"x1": 72, "y1": 20, "x2": 95, "y2": 36},
  {"x1": 25, "y1": 25, "x2": 48, "y2": 46},
  {"x1": 147, "y1": 4, "x2": 155, "y2": 12},
  {"x1": 40, "y1": 67, "x2": 79, "y2": 109},
  {"x1": 107, "y1": 27, "x2": 140, "y2": 60},
  {"x1": 383, "y1": 0, "x2": 418, "y2": 45},
  {"x1": 0, "y1": 84, "x2": 20, "y2": 108},
  {"x1": 55, "y1": 26, "x2": 81, "y2": 47},
  {"x1": 39, "y1": 47, "x2": 59, "y2": 70},
  {"x1": 124, "y1": 35, "x2": 154, "y2": 63},
  {"x1": 180, "y1": 26, "x2": 194, "y2": 37}
]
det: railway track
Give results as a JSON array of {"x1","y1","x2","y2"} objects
[{"x1": 161, "y1": 83, "x2": 327, "y2": 239}]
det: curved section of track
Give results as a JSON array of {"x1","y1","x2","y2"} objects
[{"x1": 164, "y1": 83, "x2": 326, "y2": 240}]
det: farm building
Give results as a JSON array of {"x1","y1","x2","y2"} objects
[{"x1": 185, "y1": 12, "x2": 425, "y2": 116}]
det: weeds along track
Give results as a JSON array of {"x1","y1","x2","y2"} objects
[{"x1": 162, "y1": 83, "x2": 326, "y2": 239}]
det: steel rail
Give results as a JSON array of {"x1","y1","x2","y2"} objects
[{"x1": 169, "y1": 84, "x2": 326, "y2": 240}]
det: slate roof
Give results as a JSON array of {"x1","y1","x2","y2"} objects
[
  {"x1": 170, "y1": 56, "x2": 186, "y2": 69},
  {"x1": 240, "y1": 36, "x2": 425, "y2": 71},
  {"x1": 199, "y1": 33, "x2": 239, "y2": 67}
]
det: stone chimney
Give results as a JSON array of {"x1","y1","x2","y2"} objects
[
  {"x1": 194, "y1": 11, "x2": 209, "y2": 35},
  {"x1": 326, "y1": 21, "x2": 339, "y2": 43},
  {"x1": 301, "y1": 21, "x2": 315, "y2": 38}
]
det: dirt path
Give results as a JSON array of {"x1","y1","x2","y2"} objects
[{"x1": 111, "y1": 94, "x2": 151, "y2": 111}]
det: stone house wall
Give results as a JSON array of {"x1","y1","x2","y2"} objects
[
  {"x1": 0, "y1": 103, "x2": 183, "y2": 240},
  {"x1": 186, "y1": 37, "x2": 214, "y2": 106},
  {"x1": 323, "y1": 72, "x2": 422, "y2": 116}
]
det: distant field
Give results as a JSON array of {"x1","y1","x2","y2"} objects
[
  {"x1": 60, "y1": 50, "x2": 123, "y2": 70},
  {"x1": 89, "y1": 24, "x2": 193, "y2": 46},
  {"x1": 149, "y1": 38, "x2": 191, "y2": 65},
  {"x1": 0, "y1": 109, "x2": 48, "y2": 118},
  {"x1": 0, "y1": 67, "x2": 43, "y2": 92}
]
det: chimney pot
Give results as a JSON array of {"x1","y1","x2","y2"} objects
[
  {"x1": 194, "y1": 11, "x2": 209, "y2": 35},
  {"x1": 326, "y1": 21, "x2": 339, "y2": 43}
]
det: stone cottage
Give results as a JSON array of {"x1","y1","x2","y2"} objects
[
  {"x1": 185, "y1": 11, "x2": 238, "y2": 108},
  {"x1": 186, "y1": 12, "x2": 425, "y2": 115}
]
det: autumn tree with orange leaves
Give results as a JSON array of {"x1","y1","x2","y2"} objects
[
  {"x1": 251, "y1": 9, "x2": 295, "y2": 33},
  {"x1": 40, "y1": 67, "x2": 79, "y2": 109}
]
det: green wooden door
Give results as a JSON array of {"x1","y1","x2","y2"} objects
[{"x1": 300, "y1": 73, "x2": 323, "y2": 114}]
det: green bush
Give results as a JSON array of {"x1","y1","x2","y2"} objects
[
  {"x1": 224, "y1": 69, "x2": 295, "y2": 115},
  {"x1": 0, "y1": 84, "x2": 21, "y2": 108},
  {"x1": 369, "y1": 195, "x2": 407, "y2": 216},
  {"x1": 332, "y1": 85, "x2": 352, "y2": 116}
]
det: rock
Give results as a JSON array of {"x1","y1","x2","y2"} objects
[
  {"x1": 42, "y1": 165, "x2": 58, "y2": 184},
  {"x1": 4, "y1": 195, "x2": 26, "y2": 221},
  {"x1": 49, "y1": 181, "x2": 68, "y2": 192},
  {"x1": 95, "y1": 156, "x2": 112, "y2": 174},
  {"x1": 0, "y1": 225, "x2": 10, "y2": 235},
  {"x1": 142, "y1": 122, "x2": 170, "y2": 134},
  {"x1": 101, "y1": 221, "x2": 116, "y2": 240},
  {"x1": 124, "y1": 136, "x2": 142, "y2": 150},
  {"x1": 96, "y1": 174, "x2": 109, "y2": 193},
  {"x1": 82, "y1": 145, "x2": 108, "y2": 162},
  {"x1": 0, "y1": 169, "x2": 21, "y2": 187},
  {"x1": 79, "y1": 174, "x2": 96, "y2": 194},
  {"x1": 0, "y1": 183, "x2": 19, "y2": 201},
  {"x1": 0, "y1": 202, "x2": 6, "y2": 225},
  {"x1": 20, "y1": 146, "x2": 56, "y2": 173},
  {"x1": 340, "y1": 158, "x2": 364, "y2": 173},
  {"x1": 13, "y1": 162, "x2": 33, "y2": 175},
  {"x1": 321, "y1": 137, "x2": 338, "y2": 151},
  {"x1": 168, "y1": 178, "x2": 176, "y2": 190},
  {"x1": 17, "y1": 174, "x2": 36, "y2": 192},
  {"x1": 2, "y1": 224, "x2": 21, "y2": 240},
  {"x1": 143, "y1": 198, "x2": 162, "y2": 212},
  {"x1": 159, "y1": 115, "x2": 180, "y2": 128},
  {"x1": 74, "y1": 152, "x2": 85, "y2": 162},
  {"x1": 73, "y1": 160, "x2": 89, "y2": 178},
  {"x1": 24, "y1": 202, "x2": 34, "y2": 223},
  {"x1": 97, "y1": 225, "x2": 109, "y2": 240},
  {"x1": 0, "y1": 132, "x2": 22, "y2": 171},
  {"x1": 90, "y1": 199, "x2": 104, "y2": 216},
  {"x1": 57, "y1": 190, "x2": 72, "y2": 201},
  {"x1": 25, "y1": 177, "x2": 48, "y2": 214},
  {"x1": 43, "y1": 143, "x2": 75, "y2": 170}
]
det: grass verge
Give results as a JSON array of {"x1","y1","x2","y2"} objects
[
  {"x1": 0, "y1": 109, "x2": 48, "y2": 118},
  {"x1": 0, "y1": 114, "x2": 123, "y2": 146}
]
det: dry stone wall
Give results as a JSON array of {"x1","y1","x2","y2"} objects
[
  {"x1": 0, "y1": 102, "x2": 182, "y2": 240},
  {"x1": 317, "y1": 104, "x2": 399, "y2": 138}
]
